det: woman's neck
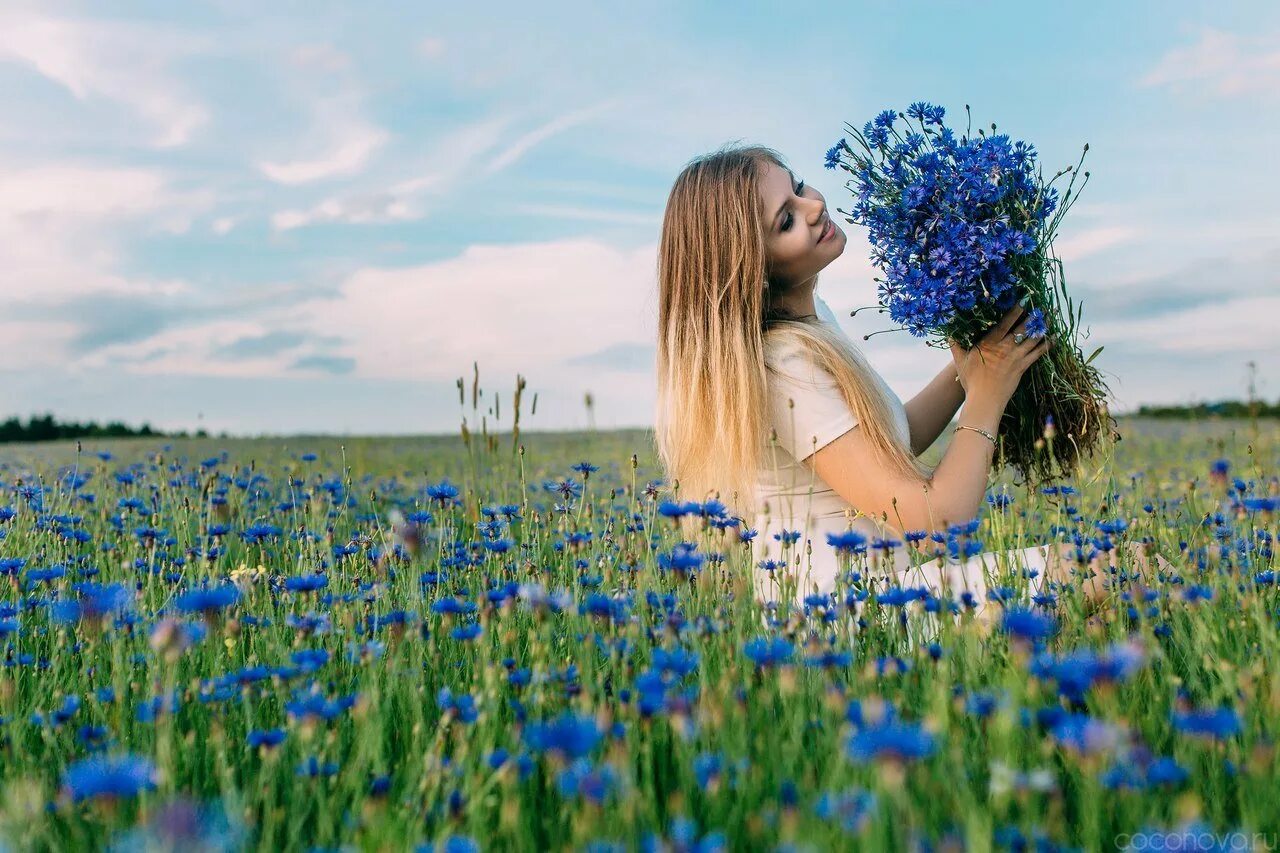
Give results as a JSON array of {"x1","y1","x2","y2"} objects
[{"x1": 773, "y1": 277, "x2": 817, "y2": 318}]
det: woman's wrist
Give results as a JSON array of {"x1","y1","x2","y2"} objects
[
  {"x1": 948, "y1": 361, "x2": 965, "y2": 397},
  {"x1": 959, "y1": 394, "x2": 1006, "y2": 435}
]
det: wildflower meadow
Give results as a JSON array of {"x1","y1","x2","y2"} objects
[{"x1": 0, "y1": 403, "x2": 1277, "y2": 852}]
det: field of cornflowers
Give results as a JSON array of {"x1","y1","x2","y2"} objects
[{"x1": 0, "y1": 416, "x2": 1278, "y2": 852}]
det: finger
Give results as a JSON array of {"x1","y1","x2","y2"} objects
[
  {"x1": 1022, "y1": 337, "x2": 1051, "y2": 362},
  {"x1": 993, "y1": 304, "x2": 1026, "y2": 337}
]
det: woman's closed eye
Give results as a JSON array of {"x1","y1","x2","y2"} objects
[{"x1": 781, "y1": 180, "x2": 805, "y2": 231}]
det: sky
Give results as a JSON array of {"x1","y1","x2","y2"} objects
[{"x1": 1, "y1": 0, "x2": 1277, "y2": 437}]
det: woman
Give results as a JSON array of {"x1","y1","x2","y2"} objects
[{"x1": 654, "y1": 143, "x2": 1139, "y2": 620}]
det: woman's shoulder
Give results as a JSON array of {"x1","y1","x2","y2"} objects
[
  {"x1": 814, "y1": 294, "x2": 850, "y2": 336},
  {"x1": 762, "y1": 331, "x2": 808, "y2": 369}
]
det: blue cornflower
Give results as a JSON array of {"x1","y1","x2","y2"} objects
[
  {"x1": 283, "y1": 574, "x2": 328, "y2": 593},
  {"x1": 437, "y1": 687, "x2": 479, "y2": 724},
  {"x1": 652, "y1": 647, "x2": 699, "y2": 678},
  {"x1": 556, "y1": 758, "x2": 618, "y2": 805},
  {"x1": 51, "y1": 582, "x2": 131, "y2": 625},
  {"x1": 431, "y1": 597, "x2": 477, "y2": 616},
  {"x1": 1022, "y1": 307, "x2": 1047, "y2": 337},
  {"x1": 656, "y1": 499, "x2": 701, "y2": 519},
  {"x1": 174, "y1": 584, "x2": 241, "y2": 615},
  {"x1": 450, "y1": 623, "x2": 482, "y2": 641},
  {"x1": 1183, "y1": 585, "x2": 1213, "y2": 603},
  {"x1": 872, "y1": 109, "x2": 897, "y2": 130},
  {"x1": 743, "y1": 637, "x2": 794, "y2": 669},
  {"x1": 1029, "y1": 639, "x2": 1145, "y2": 701},
  {"x1": 641, "y1": 817, "x2": 726, "y2": 853},
  {"x1": 1049, "y1": 712, "x2": 1124, "y2": 755},
  {"x1": 284, "y1": 688, "x2": 357, "y2": 725},
  {"x1": 814, "y1": 787, "x2": 877, "y2": 833},
  {"x1": 657, "y1": 542, "x2": 704, "y2": 576},
  {"x1": 846, "y1": 720, "x2": 936, "y2": 764},
  {"x1": 964, "y1": 691, "x2": 1002, "y2": 719},
  {"x1": 1102, "y1": 753, "x2": 1188, "y2": 790},
  {"x1": 693, "y1": 752, "x2": 723, "y2": 791},
  {"x1": 248, "y1": 728, "x2": 287, "y2": 749},
  {"x1": 418, "y1": 838, "x2": 481, "y2": 853},
  {"x1": 241, "y1": 522, "x2": 282, "y2": 544},
  {"x1": 805, "y1": 649, "x2": 853, "y2": 669},
  {"x1": 1000, "y1": 607, "x2": 1058, "y2": 642},
  {"x1": 827, "y1": 529, "x2": 868, "y2": 554},
  {"x1": 291, "y1": 649, "x2": 330, "y2": 672},
  {"x1": 426, "y1": 478, "x2": 461, "y2": 504},
  {"x1": 61, "y1": 754, "x2": 157, "y2": 802},
  {"x1": 524, "y1": 713, "x2": 601, "y2": 761},
  {"x1": 32, "y1": 694, "x2": 81, "y2": 727},
  {"x1": 876, "y1": 586, "x2": 929, "y2": 608},
  {"x1": 824, "y1": 140, "x2": 847, "y2": 170},
  {"x1": 1171, "y1": 706, "x2": 1241, "y2": 740},
  {"x1": 296, "y1": 757, "x2": 340, "y2": 778},
  {"x1": 25, "y1": 566, "x2": 66, "y2": 585},
  {"x1": 774, "y1": 529, "x2": 802, "y2": 546}
]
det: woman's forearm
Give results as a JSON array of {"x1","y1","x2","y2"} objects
[{"x1": 903, "y1": 361, "x2": 966, "y2": 455}]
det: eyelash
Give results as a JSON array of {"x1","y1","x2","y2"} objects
[{"x1": 782, "y1": 180, "x2": 805, "y2": 231}]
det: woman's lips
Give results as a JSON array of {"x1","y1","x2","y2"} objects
[{"x1": 818, "y1": 218, "x2": 833, "y2": 243}]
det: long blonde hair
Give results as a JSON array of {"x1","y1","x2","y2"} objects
[{"x1": 653, "y1": 142, "x2": 934, "y2": 523}]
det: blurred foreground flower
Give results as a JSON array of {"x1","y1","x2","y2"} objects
[{"x1": 61, "y1": 754, "x2": 157, "y2": 803}]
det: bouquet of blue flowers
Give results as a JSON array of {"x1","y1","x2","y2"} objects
[{"x1": 825, "y1": 101, "x2": 1115, "y2": 486}]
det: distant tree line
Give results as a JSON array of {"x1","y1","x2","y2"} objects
[
  {"x1": 0, "y1": 413, "x2": 210, "y2": 444},
  {"x1": 1130, "y1": 399, "x2": 1280, "y2": 419},
  {"x1": 2, "y1": 398, "x2": 1276, "y2": 445}
]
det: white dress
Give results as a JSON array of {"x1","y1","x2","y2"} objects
[{"x1": 749, "y1": 293, "x2": 1050, "y2": 620}]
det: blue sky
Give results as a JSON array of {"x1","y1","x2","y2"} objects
[{"x1": 1, "y1": 0, "x2": 1277, "y2": 436}]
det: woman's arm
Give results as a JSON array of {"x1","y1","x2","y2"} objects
[{"x1": 902, "y1": 361, "x2": 966, "y2": 456}]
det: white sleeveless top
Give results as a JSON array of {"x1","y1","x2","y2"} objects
[{"x1": 749, "y1": 293, "x2": 917, "y2": 600}]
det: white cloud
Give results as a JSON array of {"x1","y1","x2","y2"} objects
[
  {"x1": 506, "y1": 203, "x2": 661, "y2": 225},
  {"x1": 0, "y1": 9, "x2": 210, "y2": 148},
  {"x1": 417, "y1": 37, "x2": 446, "y2": 60},
  {"x1": 289, "y1": 43, "x2": 351, "y2": 72},
  {"x1": 268, "y1": 110, "x2": 515, "y2": 230},
  {"x1": 212, "y1": 216, "x2": 238, "y2": 235},
  {"x1": 478, "y1": 97, "x2": 631, "y2": 177},
  {"x1": 256, "y1": 46, "x2": 390, "y2": 186},
  {"x1": 76, "y1": 318, "x2": 309, "y2": 376},
  {"x1": 1090, "y1": 294, "x2": 1280, "y2": 356},
  {"x1": 1054, "y1": 225, "x2": 1143, "y2": 263},
  {"x1": 1139, "y1": 27, "x2": 1280, "y2": 98},
  {"x1": 266, "y1": 101, "x2": 626, "y2": 232},
  {"x1": 85, "y1": 236, "x2": 659, "y2": 382},
  {"x1": 257, "y1": 95, "x2": 390, "y2": 185},
  {"x1": 296, "y1": 238, "x2": 660, "y2": 380},
  {"x1": 0, "y1": 162, "x2": 212, "y2": 303},
  {"x1": 62, "y1": 236, "x2": 664, "y2": 428},
  {"x1": 0, "y1": 319, "x2": 82, "y2": 370}
]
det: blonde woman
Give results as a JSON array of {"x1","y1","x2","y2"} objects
[{"x1": 654, "y1": 143, "x2": 1155, "y2": 620}]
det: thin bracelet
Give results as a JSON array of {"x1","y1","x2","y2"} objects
[{"x1": 955, "y1": 424, "x2": 997, "y2": 444}]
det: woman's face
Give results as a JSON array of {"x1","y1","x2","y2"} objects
[{"x1": 758, "y1": 159, "x2": 845, "y2": 287}]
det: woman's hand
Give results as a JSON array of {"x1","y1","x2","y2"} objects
[{"x1": 947, "y1": 305, "x2": 1052, "y2": 404}]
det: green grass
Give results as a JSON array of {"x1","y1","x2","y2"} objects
[{"x1": 0, "y1": 416, "x2": 1276, "y2": 851}]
